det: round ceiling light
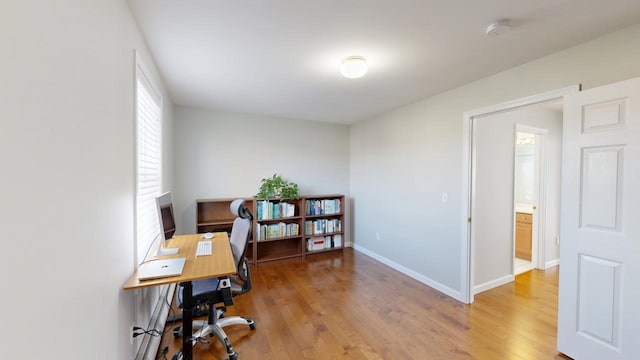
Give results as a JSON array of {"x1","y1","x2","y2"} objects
[
  {"x1": 340, "y1": 56, "x2": 368, "y2": 79},
  {"x1": 486, "y1": 19, "x2": 511, "y2": 36}
]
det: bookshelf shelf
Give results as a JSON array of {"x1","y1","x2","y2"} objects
[
  {"x1": 304, "y1": 231, "x2": 343, "y2": 237},
  {"x1": 256, "y1": 235, "x2": 303, "y2": 243},
  {"x1": 255, "y1": 215, "x2": 303, "y2": 223},
  {"x1": 196, "y1": 194, "x2": 344, "y2": 265},
  {"x1": 257, "y1": 252, "x2": 301, "y2": 264},
  {"x1": 305, "y1": 247, "x2": 341, "y2": 255},
  {"x1": 255, "y1": 236, "x2": 303, "y2": 264},
  {"x1": 304, "y1": 213, "x2": 344, "y2": 220},
  {"x1": 198, "y1": 220, "x2": 234, "y2": 226}
]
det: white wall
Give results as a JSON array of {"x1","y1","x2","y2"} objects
[
  {"x1": 474, "y1": 105, "x2": 562, "y2": 290},
  {"x1": 173, "y1": 106, "x2": 351, "y2": 239},
  {"x1": 0, "y1": 1, "x2": 172, "y2": 358},
  {"x1": 350, "y1": 23, "x2": 640, "y2": 300}
]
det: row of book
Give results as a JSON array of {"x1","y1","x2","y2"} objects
[
  {"x1": 255, "y1": 222, "x2": 300, "y2": 241},
  {"x1": 307, "y1": 235, "x2": 342, "y2": 251},
  {"x1": 305, "y1": 198, "x2": 341, "y2": 216},
  {"x1": 256, "y1": 200, "x2": 296, "y2": 220},
  {"x1": 305, "y1": 219, "x2": 342, "y2": 235}
]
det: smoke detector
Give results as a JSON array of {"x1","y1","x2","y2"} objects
[{"x1": 486, "y1": 19, "x2": 511, "y2": 36}]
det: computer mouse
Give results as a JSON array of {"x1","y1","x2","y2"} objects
[{"x1": 203, "y1": 232, "x2": 214, "y2": 239}]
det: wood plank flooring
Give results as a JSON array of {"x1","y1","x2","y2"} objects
[{"x1": 158, "y1": 249, "x2": 569, "y2": 359}]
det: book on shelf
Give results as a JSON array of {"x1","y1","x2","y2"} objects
[
  {"x1": 305, "y1": 221, "x2": 312, "y2": 236},
  {"x1": 305, "y1": 198, "x2": 341, "y2": 216},
  {"x1": 324, "y1": 235, "x2": 333, "y2": 248},
  {"x1": 304, "y1": 218, "x2": 342, "y2": 235},
  {"x1": 307, "y1": 237, "x2": 325, "y2": 251},
  {"x1": 255, "y1": 222, "x2": 300, "y2": 241},
  {"x1": 257, "y1": 200, "x2": 296, "y2": 220},
  {"x1": 307, "y1": 235, "x2": 339, "y2": 251},
  {"x1": 285, "y1": 203, "x2": 295, "y2": 217}
]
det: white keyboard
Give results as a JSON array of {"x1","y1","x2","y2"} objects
[{"x1": 195, "y1": 240, "x2": 212, "y2": 256}]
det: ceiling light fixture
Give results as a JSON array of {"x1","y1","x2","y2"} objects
[
  {"x1": 340, "y1": 56, "x2": 368, "y2": 79},
  {"x1": 486, "y1": 19, "x2": 511, "y2": 36}
]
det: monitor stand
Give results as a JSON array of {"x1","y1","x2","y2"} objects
[{"x1": 157, "y1": 247, "x2": 179, "y2": 256}]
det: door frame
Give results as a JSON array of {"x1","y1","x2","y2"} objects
[{"x1": 460, "y1": 85, "x2": 579, "y2": 304}]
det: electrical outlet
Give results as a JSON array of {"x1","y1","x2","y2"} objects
[{"x1": 442, "y1": 192, "x2": 448, "y2": 203}]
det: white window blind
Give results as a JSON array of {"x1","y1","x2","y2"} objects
[{"x1": 135, "y1": 59, "x2": 162, "y2": 264}]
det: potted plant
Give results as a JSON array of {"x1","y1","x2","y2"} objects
[{"x1": 255, "y1": 173, "x2": 300, "y2": 200}]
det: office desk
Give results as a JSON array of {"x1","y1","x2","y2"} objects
[{"x1": 124, "y1": 233, "x2": 236, "y2": 360}]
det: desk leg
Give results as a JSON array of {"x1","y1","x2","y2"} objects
[{"x1": 181, "y1": 281, "x2": 193, "y2": 360}]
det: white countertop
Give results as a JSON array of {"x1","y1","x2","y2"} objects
[{"x1": 515, "y1": 204, "x2": 534, "y2": 214}]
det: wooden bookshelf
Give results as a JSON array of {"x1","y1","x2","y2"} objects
[
  {"x1": 253, "y1": 197, "x2": 304, "y2": 264},
  {"x1": 196, "y1": 197, "x2": 255, "y2": 261},
  {"x1": 196, "y1": 194, "x2": 345, "y2": 265},
  {"x1": 302, "y1": 195, "x2": 345, "y2": 258}
]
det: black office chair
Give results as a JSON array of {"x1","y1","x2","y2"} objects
[{"x1": 174, "y1": 199, "x2": 255, "y2": 360}]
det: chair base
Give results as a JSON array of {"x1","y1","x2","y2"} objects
[{"x1": 173, "y1": 307, "x2": 255, "y2": 360}]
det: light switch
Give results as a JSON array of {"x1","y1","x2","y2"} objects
[{"x1": 442, "y1": 192, "x2": 448, "y2": 203}]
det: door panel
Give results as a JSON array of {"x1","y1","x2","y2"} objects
[
  {"x1": 577, "y1": 255, "x2": 621, "y2": 347},
  {"x1": 558, "y1": 77, "x2": 640, "y2": 360},
  {"x1": 580, "y1": 146, "x2": 623, "y2": 230},
  {"x1": 582, "y1": 98, "x2": 626, "y2": 132}
]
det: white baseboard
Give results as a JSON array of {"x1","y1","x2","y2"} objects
[
  {"x1": 352, "y1": 244, "x2": 464, "y2": 302},
  {"x1": 473, "y1": 274, "x2": 514, "y2": 295},
  {"x1": 135, "y1": 284, "x2": 175, "y2": 360},
  {"x1": 545, "y1": 258, "x2": 560, "y2": 269}
]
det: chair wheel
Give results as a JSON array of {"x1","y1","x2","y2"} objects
[
  {"x1": 250, "y1": 323, "x2": 256, "y2": 330},
  {"x1": 173, "y1": 326, "x2": 183, "y2": 338},
  {"x1": 228, "y1": 353, "x2": 238, "y2": 360}
]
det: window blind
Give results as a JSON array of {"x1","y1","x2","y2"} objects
[{"x1": 135, "y1": 60, "x2": 162, "y2": 264}]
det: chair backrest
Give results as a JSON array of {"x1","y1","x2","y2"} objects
[{"x1": 229, "y1": 199, "x2": 253, "y2": 281}]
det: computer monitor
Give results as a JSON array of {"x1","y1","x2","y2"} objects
[{"x1": 155, "y1": 192, "x2": 179, "y2": 255}]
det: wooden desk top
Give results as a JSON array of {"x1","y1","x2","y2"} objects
[{"x1": 123, "y1": 233, "x2": 236, "y2": 290}]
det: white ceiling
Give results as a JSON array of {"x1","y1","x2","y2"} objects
[{"x1": 128, "y1": 0, "x2": 640, "y2": 124}]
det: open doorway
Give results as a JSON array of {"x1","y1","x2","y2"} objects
[
  {"x1": 513, "y1": 129, "x2": 543, "y2": 275},
  {"x1": 460, "y1": 85, "x2": 578, "y2": 303}
]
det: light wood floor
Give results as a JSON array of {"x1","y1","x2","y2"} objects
[{"x1": 158, "y1": 249, "x2": 569, "y2": 359}]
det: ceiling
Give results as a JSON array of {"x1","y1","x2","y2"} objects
[{"x1": 128, "y1": 0, "x2": 640, "y2": 124}]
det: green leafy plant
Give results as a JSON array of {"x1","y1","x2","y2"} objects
[{"x1": 255, "y1": 173, "x2": 300, "y2": 200}]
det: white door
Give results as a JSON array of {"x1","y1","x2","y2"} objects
[{"x1": 558, "y1": 77, "x2": 640, "y2": 359}]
